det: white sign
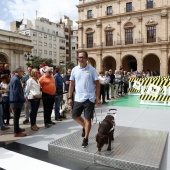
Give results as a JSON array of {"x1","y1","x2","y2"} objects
[
  {"x1": 133, "y1": 81, "x2": 141, "y2": 91},
  {"x1": 147, "y1": 84, "x2": 160, "y2": 98}
]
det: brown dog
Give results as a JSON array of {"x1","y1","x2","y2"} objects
[{"x1": 96, "y1": 115, "x2": 115, "y2": 151}]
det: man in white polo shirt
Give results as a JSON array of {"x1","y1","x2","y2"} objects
[{"x1": 68, "y1": 51, "x2": 100, "y2": 148}]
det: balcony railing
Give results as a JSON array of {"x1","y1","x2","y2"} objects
[
  {"x1": 145, "y1": 2, "x2": 155, "y2": 9},
  {"x1": 82, "y1": 37, "x2": 167, "y2": 48},
  {"x1": 86, "y1": 14, "x2": 93, "y2": 19},
  {"x1": 105, "y1": 11, "x2": 113, "y2": 16},
  {"x1": 124, "y1": 6, "x2": 134, "y2": 13}
]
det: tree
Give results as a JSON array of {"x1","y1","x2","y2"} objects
[
  {"x1": 66, "y1": 62, "x2": 75, "y2": 70},
  {"x1": 26, "y1": 56, "x2": 54, "y2": 69}
]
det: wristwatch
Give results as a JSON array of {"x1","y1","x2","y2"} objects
[{"x1": 67, "y1": 97, "x2": 72, "y2": 100}]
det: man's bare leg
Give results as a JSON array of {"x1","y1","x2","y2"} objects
[
  {"x1": 84, "y1": 118, "x2": 91, "y2": 139},
  {"x1": 74, "y1": 117, "x2": 85, "y2": 129}
]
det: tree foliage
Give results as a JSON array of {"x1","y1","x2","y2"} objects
[
  {"x1": 66, "y1": 62, "x2": 75, "y2": 70},
  {"x1": 26, "y1": 56, "x2": 76, "y2": 74},
  {"x1": 26, "y1": 56, "x2": 54, "y2": 69}
]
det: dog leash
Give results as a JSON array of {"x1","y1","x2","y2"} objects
[
  {"x1": 92, "y1": 103, "x2": 102, "y2": 124},
  {"x1": 100, "y1": 103, "x2": 103, "y2": 122}
]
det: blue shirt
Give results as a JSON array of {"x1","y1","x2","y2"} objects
[
  {"x1": 54, "y1": 73, "x2": 63, "y2": 93},
  {"x1": 70, "y1": 64, "x2": 98, "y2": 103}
]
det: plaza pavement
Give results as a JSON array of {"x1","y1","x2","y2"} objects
[{"x1": 0, "y1": 95, "x2": 170, "y2": 170}]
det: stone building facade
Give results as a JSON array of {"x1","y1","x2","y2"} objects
[
  {"x1": 77, "y1": 0, "x2": 170, "y2": 75},
  {"x1": 0, "y1": 29, "x2": 32, "y2": 71},
  {"x1": 11, "y1": 18, "x2": 66, "y2": 66}
]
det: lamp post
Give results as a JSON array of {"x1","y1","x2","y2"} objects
[{"x1": 24, "y1": 53, "x2": 33, "y2": 67}]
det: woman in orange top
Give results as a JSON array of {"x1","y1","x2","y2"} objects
[{"x1": 39, "y1": 67, "x2": 56, "y2": 128}]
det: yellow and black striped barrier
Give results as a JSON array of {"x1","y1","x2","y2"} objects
[
  {"x1": 140, "y1": 94, "x2": 170, "y2": 102},
  {"x1": 128, "y1": 88, "x2": 140, "y2": 93},
  {"x1": 129, "y1": 78, "x2": 143, "y2": 83},
  {"x1": 129, "y1": 76, "x2": 170, "y2": 99}
]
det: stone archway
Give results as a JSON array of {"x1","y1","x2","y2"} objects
[
  {"x1": 0, "y1": 53, "x2": 8, "y2": 71},
  {"x1": 0, "y1": 53, "x2": 8, "y2": 63},
  {"x1": 143, "y1": 54, "x2": 160, "y2": 73},
  {"x1": 103, "y1": 56, "x2": 116, "y2": 71},
  {"x1": 88, "y1": 57, "x2": 96, "y2": 68},
  {"x1": 122, "y1": 55, "x2": 137, "y2": 72}
]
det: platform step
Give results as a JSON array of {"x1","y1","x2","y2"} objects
[{"x1": 49, "y1": 125, "x2": 168, "y2": 170}]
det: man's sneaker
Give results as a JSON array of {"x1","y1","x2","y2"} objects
[
  {"x1": 82, "y1": 128, "x2": 85, "y2": 137},
  {"x1": 82, "y1": 138, "x2": 88, "y2": 148},
  {"x1": 23, "y1": 119, "x2": 29, "y2": 124}
]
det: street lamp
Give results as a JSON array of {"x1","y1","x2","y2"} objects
[{"x1": 24, "y1": 53, "x2": 33, "y2": 67}]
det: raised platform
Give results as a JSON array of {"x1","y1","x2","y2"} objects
[{"x1": 48, "y1": 125, "x2": 168, "y2": 170}]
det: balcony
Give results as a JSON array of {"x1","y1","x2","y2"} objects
[
  {"x1": 86, "y1": 14, "x2": 93, "y2": 19},
  {"x1": 105, "y1": 11, "x2": 113, "y2": 16},
  {"x1": 82, "y1": 37, "x2": 167, "y2": 49},
  {"x1": 124, "y1": 6, "x2": 134, "y2": 13},
  {"x1": 145, "y1": 2, "x2": 155, "y2": 9}
]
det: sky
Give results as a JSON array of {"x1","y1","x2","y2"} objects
[{"x1": 0, "y1": 0, "x2": 79, "y2": 30}]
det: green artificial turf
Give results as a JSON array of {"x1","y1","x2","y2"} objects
[{"x1": 105, "y1": 95, "x2": 170, "y2": 110}]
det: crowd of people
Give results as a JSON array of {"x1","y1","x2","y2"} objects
[
  {"x1": 0, "y1": 63, "x2": 72, "y2": 137},
  {"x1": 0, "y1": 53, "x2": 160, "y2": 147}
]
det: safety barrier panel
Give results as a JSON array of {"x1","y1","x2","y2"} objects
[{"x1": 129, "y1": 76, "x2": 170, "y2": 106}]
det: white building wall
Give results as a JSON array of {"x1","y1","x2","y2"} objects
[{"x1": 18, "y1": 18, "x2": 66, "y2": 66}]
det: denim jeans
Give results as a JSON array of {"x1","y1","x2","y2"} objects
[
  {"x1": 29, "y1": 99, "x2": 40, "y2": 126},
  {"x1": 55, "y1": 95, "x2": 62, "y2": 119},
  {"x1": 2, "y1": 96, "x2": 10, "y2": 122},
  {"x1": 0, "y1": 102, "x2": 5, "y2": 128}
]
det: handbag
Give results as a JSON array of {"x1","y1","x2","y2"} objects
[
  {"x1": 34, "y1": 94, "x2": 42, "y2": 98},
  {"x1": 27, "y1": 93, "x2": 34, "y2": 99}
]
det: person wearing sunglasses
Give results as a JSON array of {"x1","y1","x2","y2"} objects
[{"x1": 68, "y1": 50, "x2": 100, "y2": 148}]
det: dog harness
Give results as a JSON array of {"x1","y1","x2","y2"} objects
[
  {"x1": 99, "y1": 119, "x2": 115, "y2": 134},
  {"x1": 108, "y1": 119, "x2": 115, "y2": 134}
]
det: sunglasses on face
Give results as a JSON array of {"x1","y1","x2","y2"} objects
[{"x1": 77, "y1": 57, "x2": 86, "y2": 60}]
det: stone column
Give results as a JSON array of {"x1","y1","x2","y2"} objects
[
  {"x1": 17, "y1": 54, "x2": 20, "y2": 66},
  {"x1": 78, "y1": 23, "x2": 83, "y2": 49},
  {"x1": 116, "y1": 51, "x2": 121, "y2": 70},
  {"x1": 160, "y1": 47, "x2": 168, "y2": 76},
  {"x1": 96, "y1": 50, "x2": 102, "y2": 73},
  {"x1": 161, "y1": 10, "x2": 168, "y2": 41},
  {"x1": 13, "y1": 51, "x2": 19, "y2": 70},
  {"x1": 96, "y1": 20, "x2": 102, "y2": 47},
  {"x1": 116, "y1": 20, "x2": 121, "y2": 45},
  {"x1": 137, "y1": 50, "x2": 143, "y2": 71},
  {"x1": 19, "y1": 51, "x2": 25, "y2": 69}
]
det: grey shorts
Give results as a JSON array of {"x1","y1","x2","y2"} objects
[{"x1": 72, "y1": 99, "x2": 95, "y2": 119}]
